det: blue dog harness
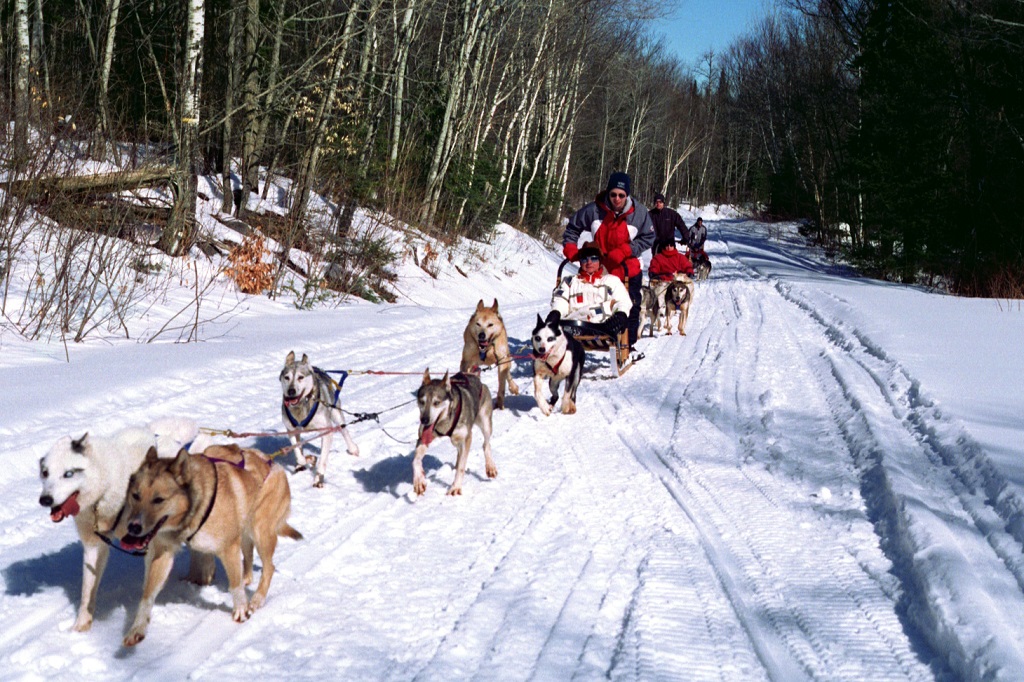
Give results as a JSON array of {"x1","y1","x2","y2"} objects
[{"x1": 283, "y1": 368, "x2": 349, "y2": 428}]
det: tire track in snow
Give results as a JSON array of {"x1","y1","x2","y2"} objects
[
  {"x1": 778, "y1": 280, "x2": 1024, "y2": 592},
  {"x1": 719, "y1": 228, "x2": 1024, "y2": 677},
  {"x1": 604, "y1": 257, "x2": 934, "y2": 681},
  {"x1": 772, "y1": 282, "x2": 1024, "y2": 680}
]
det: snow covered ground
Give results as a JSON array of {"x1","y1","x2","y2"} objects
[{"x1": 2, "y1": 203, "x2": 1023, "y2": 681}]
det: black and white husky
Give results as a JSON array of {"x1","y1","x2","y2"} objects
[
  {"x1": 280, "y1": 351, "x2": 360, "y2": 488},
  {"x1": 531, "y1": 311, "x2": 586, "y2": 416}
]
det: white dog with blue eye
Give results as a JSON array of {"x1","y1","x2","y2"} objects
[{"x1": 37, "y1": 417, "x2": 199, "y2": 632}]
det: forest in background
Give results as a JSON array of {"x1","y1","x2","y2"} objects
[{"x1": 1, "y1": 0, "x2": 1022, "y2": 295}]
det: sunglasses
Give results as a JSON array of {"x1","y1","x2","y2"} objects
[
  {"x1": 608, "y1": 191, "x2": 627, "y2": 199},
  {"x1": 580, "y1": 254, "x2": 601, "y2": 263}
]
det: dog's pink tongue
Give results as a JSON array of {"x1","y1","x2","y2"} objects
[
  {"x1": 420, "y1": 425, "x2": 435, "y2": 446},
  {"x1": 50, "y1": 492, "x2": 80, "y2": 522}
]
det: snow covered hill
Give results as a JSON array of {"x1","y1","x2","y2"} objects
[{"x1": 2, "y1": 210, "x2": 1023, "y2": 681}]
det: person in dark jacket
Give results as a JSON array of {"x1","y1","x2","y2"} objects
[
  {"x1": 649, "y1": 193, "x2": 688, "y2": 255},
  {"x1": 562, "y1": 172, "x2": 654, "y2": 349},
  {"x1": 688, "y1": 216, "x2": 707, "y2": 251}
]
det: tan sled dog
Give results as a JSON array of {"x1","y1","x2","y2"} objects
[
  {"x1": 37, "y1": 418, "x2": 201, "y2": 633},
  {"x1": 413, "y1": 370, "x2": 496, "y2": 496},
  {"x1": 663, "y1": 274, "x2": 695, "y2": 335},
  {"x1": 119, "y1": 444, "x2": 302, "y2": 647},
  {"x1": 460, "y1": 299, "x2": 519, "y2": 409}
]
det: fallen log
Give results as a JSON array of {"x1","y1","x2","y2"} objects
[{"x1": 2, "y1": 167, "x2": 174, "y2": 202}]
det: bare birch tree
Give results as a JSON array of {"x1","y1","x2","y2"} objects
[
  {"x1": 420, "y1": 0, "x2": 498, "y2": 224},
  {"x1": 97, "y1": 0, "x2": 122, "y2": 148},
  {"x1": 13, "y1": 0, "x2": 31, "y2": 158},
  {"x1": 159, "y1": 0, "x2": 206, "y2": 256}
]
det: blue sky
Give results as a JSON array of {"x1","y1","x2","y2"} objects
[{"x1": 654, "y1": 0, "x2": 777, "y2": 70}]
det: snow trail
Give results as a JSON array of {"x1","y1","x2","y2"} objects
[{"x1": 5, "y1": 219, "x2": 1024, "y2": 680}]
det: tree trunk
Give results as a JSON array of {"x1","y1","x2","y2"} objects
[
  {"x1": 221, "y1": 4, "x2": 239, "y2": 215},
  {"x1": 237, "y1": 0, "x2": 262, "y2": 219},
  {"x1": 3, "y1": 167, "x2": 174, "y2": 201},
  {"x1": 389, "y1": 0, "x2": 419, "y2": 166},
  {"x1": 31, "y1": 0, "x2": 50, "y2": 119},
  {"x1": 159, "y1": 0, "x2": 205, "y2": 257},
  {"x1": 97, "y1": 0, "x2": 122, "y2": 150},
  {"x1": 14, "y1": 0, "x2": 30, "y2": 159}
]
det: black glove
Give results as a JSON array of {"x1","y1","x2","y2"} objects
[{"x1": 608, "y1": 311, "x2": 627, "y2": 334}]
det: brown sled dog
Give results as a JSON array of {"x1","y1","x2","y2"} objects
[
  {"x1": 118, "y1": 444, "x2": 302, "y2": 647},
  {"x1": 459, "y1": 299, "x2": 519, "y2": 408}
]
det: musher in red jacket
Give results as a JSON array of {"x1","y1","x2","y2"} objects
[{"x1": 562, "y1": 172, "x2": 655, "y2": 349}]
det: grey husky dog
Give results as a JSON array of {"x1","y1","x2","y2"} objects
[
  {"x1": 280, "y1": 351, "x2": 360, "y2": 487},
  {"x1": 664, "y1": 275, "x2": 695, "y2": 335},
  {"x1": 413, "y1": 370, "x2": 496, "y2": 496}
]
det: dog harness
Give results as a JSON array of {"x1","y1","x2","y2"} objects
[
  {"x1": 283, "y1": 367, "x2": 349, "y2": 429},
  {"x1": 185, "y1": 461, "x2": 219, "y2": 543},
  {"x1": 203, "y1": 451, "x2": 276, "y2": 482},
  {"x1": 537, "y1": 347, "x2": 567, "y2": 375},
  {"x1": 427, "y1": 373, "x2": 482, "y2": 439},
  {"x1": 94, "y1": 505, "x2": 148, "y2": 557},
  {"x1": 436, "y1": 392, "x2": 463, "y2": 438}
]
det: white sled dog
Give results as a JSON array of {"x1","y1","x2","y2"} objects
[
  {"x1": 280, "y1": 350, "x2": 360, "y2": 488},
  {"x1": 413, "y1": 369, "x2": 496, "y2": 496},
  {"x1": 37, "y1": 417, "x2": 199, "y2": 632}
]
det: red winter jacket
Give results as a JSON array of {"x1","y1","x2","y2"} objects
[
  {"x1": 562, "y1": 194, "x2": 655, "y2": 282},
  {"x1": 649, "y1": 247, "x2": 693, "y2": 281}
]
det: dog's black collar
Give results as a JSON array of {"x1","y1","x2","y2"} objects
[
  {"x1": 95, "y1": 505, "x2": 148, "y2": 557},
  {"x1": 185, "y1": 461, "x2": 218, "y2": 544}
]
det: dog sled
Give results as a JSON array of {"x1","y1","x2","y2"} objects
[{"x1": 554, "y1": 259, "x2": 637, "y2": 377}]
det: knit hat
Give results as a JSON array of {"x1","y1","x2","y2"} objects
[
  {"x1": 653, "y1": 192, "x2": 666, "y2": 204},
  {"x1": 606, "y1": 172, "x2": 631, "y2": 196},
  {"x1": 574, "y1": 242, "x2": 602, "y2": 262}
]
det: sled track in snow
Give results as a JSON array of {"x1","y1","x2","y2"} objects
[
  {"x1": 770, "y1": 279, "x2": 1024, "y2": 680},
  {"x1": 603, "y1": 255, "x2": 939, "y2": 681}
]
